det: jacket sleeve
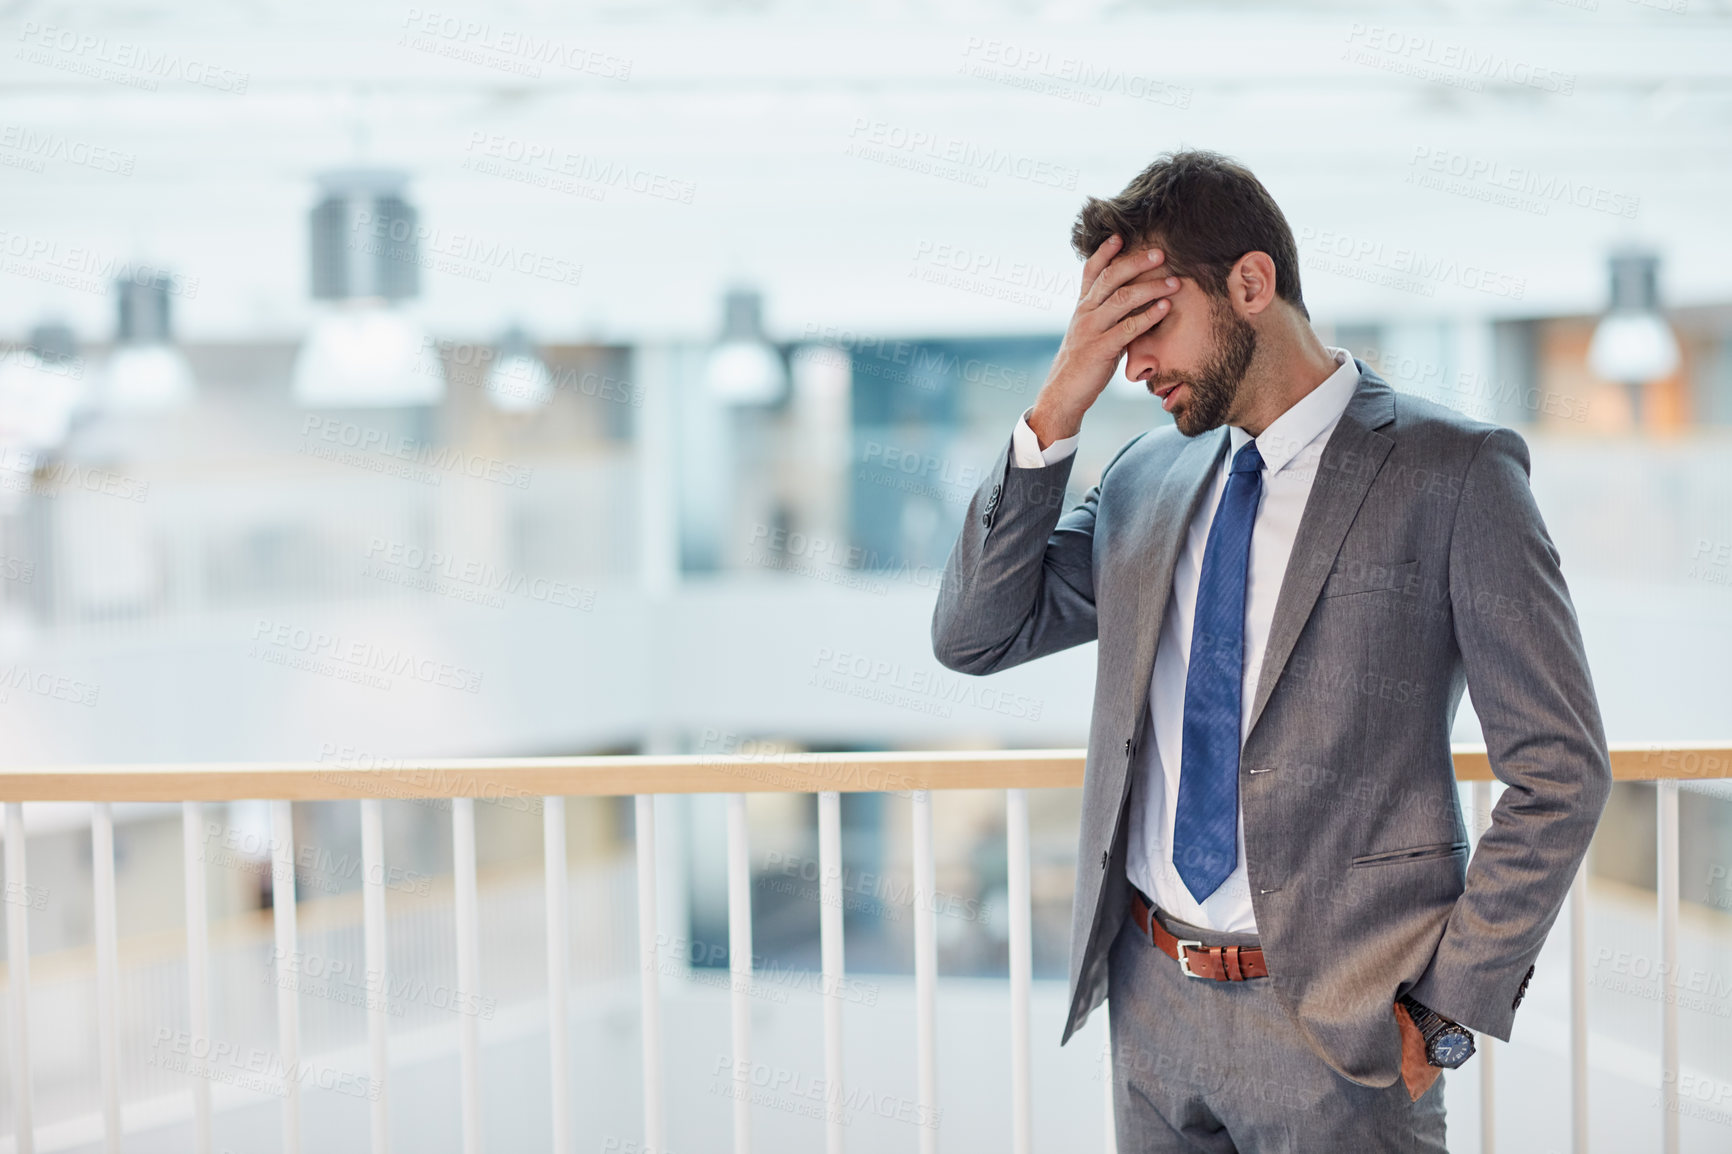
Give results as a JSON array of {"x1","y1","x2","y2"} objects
[
  {"x1": 930, "y1": 430, "x2": 1130, "y2": 675},
  {"x1": 1406, "y1": 426, "x2": 1613, "y2": 1041}
]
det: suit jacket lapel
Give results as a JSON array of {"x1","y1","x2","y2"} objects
[
  {"x1": 1243, "y1": 364, "x2": 1397, "y2": 743},
  {"x1": 1121, "y1": 428, "x2": 1228, "y2": 729}
]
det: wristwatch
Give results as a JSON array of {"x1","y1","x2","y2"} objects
[{"x1": 1398, "y1": 994, "x2": 1476, "y2": 1069}]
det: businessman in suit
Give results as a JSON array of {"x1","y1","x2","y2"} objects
[{"x1": 930, "y1": 150, "x2": 1611, "y2": 1150}]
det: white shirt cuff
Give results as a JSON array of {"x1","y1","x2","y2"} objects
[{"x1": 1012, "y1": 409, "x2": 1079, "y2": 468}]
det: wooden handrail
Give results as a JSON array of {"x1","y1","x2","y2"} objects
[{"x1": 0, "y1": 743, "x2": 1725, "y2": 802}]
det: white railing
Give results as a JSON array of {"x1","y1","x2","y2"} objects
[{"x1": 0, "y1": 743, "x2": 1727, "y2": 1154}]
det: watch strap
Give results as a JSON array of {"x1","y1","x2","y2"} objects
[{"x1": 1398, "y1": 993, "x2": 1444, "y2": 1038}]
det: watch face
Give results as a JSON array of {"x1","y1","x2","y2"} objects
[{"x1": 1429, "y1": 1030, "x2": 1475, "y2": 1069}]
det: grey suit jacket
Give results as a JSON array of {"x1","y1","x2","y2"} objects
[{"x1": 930, "y1": 360, "x2": 1612, "y2": 1088}]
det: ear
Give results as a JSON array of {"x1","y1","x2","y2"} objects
[{"x1": 1228, "y1": 251, "x2": 1278, "y2": 316}]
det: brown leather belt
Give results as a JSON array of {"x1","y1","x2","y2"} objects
[{"x1": 1131, "y1": 890, "x2": 1269, "y2": 981}]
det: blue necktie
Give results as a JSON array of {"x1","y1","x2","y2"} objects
[{"x1": 1172, "y1": 439, "x2": 1263, "y2": 903}]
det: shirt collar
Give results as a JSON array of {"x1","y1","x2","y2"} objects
[{"x1": 1226, "y1": 346, "x2": 1361, "y2": 476}]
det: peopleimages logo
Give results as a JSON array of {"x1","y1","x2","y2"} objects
[
  {"x1": 362, "y1": 537, "x2": 597, "y2": 611},
  {"x1": 203, "y1": 822, "x2": 433, "y2": 896},
  {"x1": 0, "y1": 229, "x2": 199, "y2": 299},
  {"x1": 398, "y1": 8, "x2": 632, "y2": 80},
  {"x1": 267, "y1": 946, "x2": 497, "y2": 1019},
  {"x1": 249, "y1": 618, "x2": 483, "y2": 694},
  {"x1": 299, "y1": 415, "x2": 534, "y2": 489},
  {"x1": 462, "y1": 132, "x2": 695, "y2": 203},
  {"x1": 762, "y1": 850, "x2": 991, "y2": 926},
  {"x1": 1342, "y1": 24, "x2": 1575, "y2": 95},
  {"x1": 315, "y1": 742, "x2": 544, "y2": 815},
  {"x1": 0, "y1": 449, "x2": 150, "y2": 503},
  {"x1": 14, "y1": 22, "x2": 251, "y2": 93},
  {"x1": 1406, "y1": 145, "x2": 1639, "y2": 220},
  {"x1": 845, "y1": 118, "x2": 1080, "y2": 190},
  {"x1": 349, "y1": 210, "x2": 584, "y2": 288},
  {"x1": 1295, "y1": 226, "x2": 1525, "y2": 300},
  {"x1": 710, "y1": 1055, "x2": 943, "y2": 1130},
  {"x1": 857, "y1": 440, "x2": 990, "y2": 507},
  {"x1": 0, "y1": 124, "x2": 136, "y2": 175},
  {"x1": 0, "y1": 664, "x2": 100, "y2": 707},
  {"x1": 957, "y1": 37, "x2": 1193, "y2": 109},
  {"x1": 421, "y1": 337, "x2": 644, "y2": 408},
  {"x1": 809, "y1": 646, "x2": 1043, "y2": 721},
  {"x1": 910, "y1": 239, "x2": 1078, "y2": 296},
  {"x1": 148, "y1": 1028, "x2": 379, "y2": 1101},
  {"x1": 799, "y1": 325, "x2": 1032, "y2": 394}
]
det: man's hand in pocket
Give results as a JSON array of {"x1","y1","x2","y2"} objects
[{"x1": 1395, "y1": 1000, "x2": 1442, "y2": 1102}]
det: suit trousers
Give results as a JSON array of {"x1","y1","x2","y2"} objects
[{"x1": 1106, "y1": 898, "x2": 1448, "y2": 1153}]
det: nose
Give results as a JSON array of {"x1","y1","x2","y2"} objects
[{"x1": 1123, "y1": 336, "x2": 1159, "y2": 383}]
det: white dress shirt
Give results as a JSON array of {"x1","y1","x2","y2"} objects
[{"x1": 1011, "y1": 346, "x2": 1363, "y2": 932}]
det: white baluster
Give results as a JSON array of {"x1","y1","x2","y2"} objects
[
  {"x1": 1006, "y1": 789, "x2": 1033, "y2": 1154},
  {"x1": 635, "y1": 795, "x2": 664, "y2": 1152},
  {"x1": 820, "y1": 790, "x2": 844, "y2": 1154},
  {"x1": 1658, "y1": 779, "x2": 1679, "y2": 1154},
  {"x1": 728, "y1": 793, "x2": 753, "y2": 1154},
  {"x1": 360, "y1": 799, "x2": 390, "y2": 1154},
  {"x1": 453, "y1": 797, "x2": 483, "y2": 1154},
  {"x1": 5, "y1": 802, "x2": 35, "y2": 1154},
  {"x1": 270, "y1": 800, "x2": 301, "y2": 1154},
  {"x1": 545, "y1": 796, "x2": 570, "y2": 1154},
  {"x1": 912, "y1": 790, "x2": 938, "y2": 1154},
  {"x1": 182, "y1": 802, "x2": 212, "y2": 1154},
  {"x1": 92, "y1": 803, "x2": 121, "y2": 1153}
]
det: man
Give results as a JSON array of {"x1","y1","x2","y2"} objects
[{"x1": 930, "y1": 150, "x2": 1611, "y2": 1150}]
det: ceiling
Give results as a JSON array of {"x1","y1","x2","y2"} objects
[{"x1": 2, "y1": 0, "x2": 1730, "y2": 344}]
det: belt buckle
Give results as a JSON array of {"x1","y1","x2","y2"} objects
[{"x1": 1173, "y1": 938, "x2": 1207, "y2": 979}]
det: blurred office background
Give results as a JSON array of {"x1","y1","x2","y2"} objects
[{"x1": 1, "y1": 0, "x2": 1732, "y2": 1151}]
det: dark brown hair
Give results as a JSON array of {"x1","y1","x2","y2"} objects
[{"x1": 1070, "y1": 149, "x2": 1308, "y2": 320}]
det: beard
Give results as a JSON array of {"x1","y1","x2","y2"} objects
[{"x1": 1150, "y1": 294, "x2": 1258, "y2": 437}]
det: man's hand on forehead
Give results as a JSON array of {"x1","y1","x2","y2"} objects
[
  {"x1": 1120, "y1": 259, "x2": 1184, "y2": 318},
  {"x1": 1024, "y1": 233, "x2": 1184, "y2": 446}
]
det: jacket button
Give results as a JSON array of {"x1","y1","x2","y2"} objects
[
  {"x1": 1100, "y1": 850, "x2": 1108, "y2": 871},
  {"x1": 1512, "y1": 962, "x2": 1535, "y2": 1010},
  {"x1": 991, "y1": 483, "x2": 1002, "y2": 500},
  {"x1": 1124, "y1": 738, "x2": 1132, "y2": 756},
  {"x1": 980, "y1": 511, "x2": 993, "y2": 528}
]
